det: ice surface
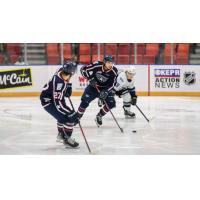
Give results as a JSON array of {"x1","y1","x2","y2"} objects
[{"x1": 0, "y1": 96, "x2": 200, "y2": 155}]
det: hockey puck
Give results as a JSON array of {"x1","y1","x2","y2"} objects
[{"x1": 132, "y1": 130, "x2": 137, "y2": 133}]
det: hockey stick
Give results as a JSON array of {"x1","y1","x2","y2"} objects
[
  {"x1": 68, "y1": 97, "x2": 92, "y2": 153},
  {"x1": 95, "y1": 86, "x2": 124, "y2": 133},
  {"x1": 135, "y1": 104, "x2": 150, "y2": 123}
]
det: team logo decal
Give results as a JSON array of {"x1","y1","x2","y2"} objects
[
  {"x1": 183, "y1": 72, "x2": 196, "y2": 85},
  {"x1": 96, "y1": 73, "x2": 108, "y2": 83}
]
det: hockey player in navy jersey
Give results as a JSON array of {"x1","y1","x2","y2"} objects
[
  {"x1": 40, "y1": 60, "x2": 79, "y2": 148},
  {"x1": 77, "y1": 55, "x2": 118, "y2": 127}
]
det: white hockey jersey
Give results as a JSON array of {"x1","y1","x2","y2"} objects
[{"x1": 114, "y1": 71, "x2": 135, "y2": 92}]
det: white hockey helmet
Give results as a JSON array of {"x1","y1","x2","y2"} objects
[{"x1": 125, "y1": 67, "x2": 136, "y2": 76}]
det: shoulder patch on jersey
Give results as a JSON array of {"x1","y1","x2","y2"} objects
[
  {"x1": 89, "y1": 71, "x2": 93, "y2": 76},
  {"x1": 57, "y1": 83, "x2": 63, "y2": 91}
]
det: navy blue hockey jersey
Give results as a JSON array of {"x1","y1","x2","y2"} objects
[
  {"x1": 40, "y1": 68, "x2": 72, "y2": 115},
  {"x1": 80, "y1": 61, "x2": 118, "y2": 91}
]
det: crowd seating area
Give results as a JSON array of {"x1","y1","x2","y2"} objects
[
  {"x1": 46, "y1": 43, "x2": 190, "y2": 65},
  {"x1": 0, "y1": 43, "x2": 21, "y2": 64},
  {"x1": 0, "y1": 43, "x2": 190, "y2": 65}
]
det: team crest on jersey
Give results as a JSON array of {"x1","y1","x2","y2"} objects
[
  {"x1": 57, "y1": 83, "x2": 63, "y2": 90},
  {"x1": 96, "y1": 73, "x2": 108, "y2": 83},
  {"x1": 183, "y1": 72, "x2": 196, "y2": 85},
  {"x1": 97, "y1": 70, "x2": 102, "y2": 74}
]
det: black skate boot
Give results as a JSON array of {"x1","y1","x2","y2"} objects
[
  {"x1": 63, "y1": 137, "x2": 79, "y2": 148},
  {"x1": 123, "y1": 106, "x2": 136, "y2": 118},
  {"x1": 95, "y1": 113, "x2": 102, "y2": 127},
  {"x1": 56, "y1": 132, "x2": 64, "y2": 143}
]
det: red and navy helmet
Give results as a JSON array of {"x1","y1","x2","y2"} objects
[
  {"x1": 62, "y1": 61, "x2": 77, "y2": 75},
  {"x1": 103, "y1": 55, "x2": 114, "y2": 63}
]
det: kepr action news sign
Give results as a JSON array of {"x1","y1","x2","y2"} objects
[
  {"x1": 150, "y1": 65, "x2": 200, "y2": 92},
  {"x1": 154, "y1": 68, "x2": 180, "y2": 89}
]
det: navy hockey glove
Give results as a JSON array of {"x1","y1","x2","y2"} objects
[
  {"x1": 89, "y1": 78, "x2": 97, "y2": 87},
  {"x1": 131, "y1": 95, "x2": 137, "y2": 105},
  {"x1": 99, "y1": 90, "x2": 109, "y2": 101},
  {"x1": 68, "y1": 111, "x2": 79, "y2": 124},
  {"x1": 65, "y1": 83, "x2": 72, "y2": 97}
]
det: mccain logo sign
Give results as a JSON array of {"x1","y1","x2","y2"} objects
[{"x1": 0, "y1": 68, "x2": 32, "y2": 89}]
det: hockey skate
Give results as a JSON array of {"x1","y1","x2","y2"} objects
[
  {"x1": 123, "y1": 106, "x2": 136, "y2": 118},
  {"x1": 95, "y1": 113, "x2": 102, "y2": 127},
  {"x1": 56, "y1": 132, "x2": 64, "y2": 143},
  {"x1": 63, "y1": 137, "x2": 79, "y2": 148},
  {"x1": 124, "y1": 110, "x2": 136, "y2": 118}
]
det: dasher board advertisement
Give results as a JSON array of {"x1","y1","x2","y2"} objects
[{"x1": 150, "y1": 65, "x2": 200, "y2": 92}]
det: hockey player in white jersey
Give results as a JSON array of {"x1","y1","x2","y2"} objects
[{"x1": 113, "y1": 67, "x2": 137, "y2": 118}]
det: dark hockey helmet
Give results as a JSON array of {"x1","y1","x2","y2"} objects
[
  {"x1": 103, "y1": 55, "x2": 114, "y2": 63},
  {"x1": 62, "y1": 61, "x2": 77, "y2": 75}
]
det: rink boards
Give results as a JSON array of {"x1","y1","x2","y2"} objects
[{"x1": 0, "y1": 64, "x2": 200, "y2": 97}]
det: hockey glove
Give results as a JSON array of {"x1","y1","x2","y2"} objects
[
  {"x1": 65, "y1": 83, "x2": 72, "y2": 97},
  {"x1": 89, "y1": 78, "x2": 97, "y2": 87},
  {"x1": 99, "y1": 90, "x2": 109, "y2": 101},
  {"x1": 68, "y1": 111, "x2": 79, "y2": 124},
  {"x1": 115, "y1": 89, "x2": 128, "y2": 98},
  {"x1": 131, "y1": 95, "x2": 137, "y2": 105}
]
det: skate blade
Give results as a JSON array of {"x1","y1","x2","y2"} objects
[
  {"x1": 125, "y1": 115, "x2": 136, "y2": 119},
  {"x1": 64, "y1": 144, "x2": 80, "y2": 149},
  {"x1": 56, "y1": 138, "x2": 64, "y2": 143}
]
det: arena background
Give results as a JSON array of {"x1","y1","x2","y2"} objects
[{"x1": 1, "y1": 43, "x2": 200, "y2": 97}]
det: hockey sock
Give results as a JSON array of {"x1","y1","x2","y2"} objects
[
  {"x1": 57, "y1": 122, "x2": 63, "y2": 133},
  {"x1": 99, "y1": 104, "x2": 109, "y2": 116},
  {"x1": 63, "y1": 122, "x2": 73, "y2": 139}
]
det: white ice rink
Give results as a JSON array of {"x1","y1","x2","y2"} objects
[{"x1": 0, "y1": 96, "x2": 200, "y2": 155}]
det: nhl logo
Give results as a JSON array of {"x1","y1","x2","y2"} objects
[{"x1": 183, "y1": 72, "x2": 196, "y2": 85}]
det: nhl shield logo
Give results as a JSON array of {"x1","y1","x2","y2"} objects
[{"x1": 183, "y1": 72, "x2": 196, "y2": 85}]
